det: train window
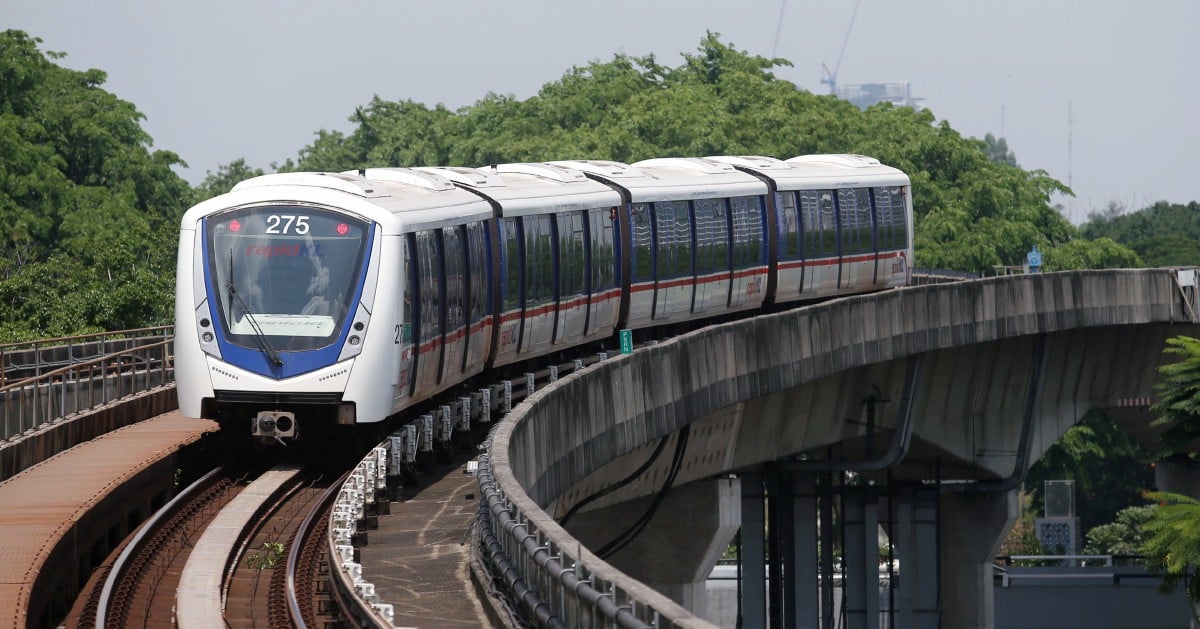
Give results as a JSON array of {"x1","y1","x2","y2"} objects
[
  {"x1": 501, "y1": 218, "x2": 522, "y2": 312},
  {"x1": 873, "y1": 186, "x2": 908, "y2": 251},
  {"x1": 524, "y1": 215, "x2": 555, "y2": 310},
  {"x1": 730, "y1": 195, "x2": 765, "y2": 270},
  {"x1": 466, "y1": 221, "x2": 489, "y2": 327},
  {"x1": 654, "y1": 200, "x2": 692, "y2": 280},
  {"x1": 630, "y1": 203, "x2": 653, "y2": 283},
  {"x1": 588, "y1": 208, "x2": 616, "y2": 294},
  {"x1": 693, "y1": 198, "x2": 729, "y2": 277},
  {"x1": 443, "y1": 226, "x2": 466, "y2": 335},
  {"x1": 800, "y1": 190, "x2": 837, "y2": 258},
  {"x1": 416, "y1": 231, "x2": 443, "y2": 345},
  {"x1": 838, "y1": 188, "x2": 874, "y2": 255},
  {"x1": 775, "y1": 191, "x2": 801, "y2": 261},
  {"x1": 557, "y1": 212, "x2": 587, "y2": 301}
]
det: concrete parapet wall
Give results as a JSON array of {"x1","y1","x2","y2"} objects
[{"x1": 504, "y1": 270, "x2": 1194, "y2": 506}]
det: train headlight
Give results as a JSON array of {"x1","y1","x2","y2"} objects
[
  {"x1": 349, "y1": 335, "x2": 361, "y2": 346},
  {"x1": 202, "y1": 332, "x2": 214, "y2": 342}
]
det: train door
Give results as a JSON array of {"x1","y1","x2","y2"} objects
[
  {"x1": 728, "y1": 195, "x2": 767, "y2": 308},
  {"x1": 411, "y1": 230, "x2": 444, "y2": 399},
  {"x1": 494, "y1": 217, "x2": 522, "y2": 364},
  {"x1": 397, "y1": 235, "x2": 418, "y2": 399},
  {"x1": 872, "y1": 186, "x2": 910, "y2": 288},
  {"x1": 519, "y1": 214, "x2": 555, "y2": 356},
  {"x1": 775, "y1": 191, "x2": 804, "y2": 302},
  {"x1": 554, "y1": 211, "x2": 588, "y2": 347},
  {"x1": 586, "y1": 207, "x2": 619, "y2": 337},
  {"x1": 626, "y1": 203, "x2": 655, "y2": 328},
  {"x1": 439, "y1": 225, "x2": 467, "y2": 385},
  {"x1": 801, "y1": 190, "x2": 839, "y2": 297},
  {"x1": 462, "y1": 221, "x2": 492, "y2": 373},
  {"x1": 691, "y1": 197, "x2": 729, "y2": 315},
  {"x1": 653, "y1": 200, "x2": 693, "y2": 321},
  {"x1": 837, "y1": 188, "x2": 874, "y2": 290}
]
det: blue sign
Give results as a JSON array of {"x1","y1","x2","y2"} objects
[{"x1": 1027, "y1": 245, "x2": 1042, "y2": 273}]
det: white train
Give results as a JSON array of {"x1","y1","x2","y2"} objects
[{"x1": 174, "y1": 155, "x2": 912, "y2": 441}]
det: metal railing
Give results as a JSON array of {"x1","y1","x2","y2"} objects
[
  {"x1": 1, "y1": 338, "x2": 175, "y2": 442},
  {"x1": 1, "y1": 326, "x2": 173, "y2": 388}
]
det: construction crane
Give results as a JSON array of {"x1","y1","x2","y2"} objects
[{"x1": 820, "y1": 0, "x2": 862, "y2": 96}]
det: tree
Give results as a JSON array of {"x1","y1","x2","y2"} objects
[
  {"x1": 1151, "y1": 336, "x2": 1200, "y2": 457},
  {"x1": 1084, "y1": 503, "x2": 1153, "y2": 556},
  {"x1": 0, "y1": 30, "x2": 190, "y2": 341},
  {"x1": 980, "y1": 133, "x2": 1017, "y2": 166},
  {"x1": 1024, "y1": 411, "x2": 1155, "y2": 534},
  {"x1": 1142, "y1": 492, "x2": 1200, "y2": 618},
  {"x1": 195, "y1": 158, "x2": 264, "y2": 202},
  {"x1": 1081, "y1": 201, "x2": 1200, "y2": 267}
]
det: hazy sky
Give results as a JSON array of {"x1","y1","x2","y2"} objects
[{"x1": 6, "y1": 1, "x2": 1197, "y2": 222}]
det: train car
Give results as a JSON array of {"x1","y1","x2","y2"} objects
[
  {"x1": 175, "y1": 154, "x2": 914, "y2": 443},
  {"x1": 174, "y1": 169, "x2": 495, "y2": 440},
  {"x1": 553, "y1": 158, "x2": 772, "y2": 330},
  {"x1": 709, "y1": 154, "x2": 913, "y2": 302},
  {"x1": 413, "y1": 163, "x2": 624, "y2": 367}
]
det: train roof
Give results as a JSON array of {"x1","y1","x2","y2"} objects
[
  {"x1": 415, "y1": 164, "x2": 622, "y2": 217},
  {"x1": 553, "y1": 158, "x2": 767, "y2": 202},
  {"x1": 178, "y1": 170, "x2": 494, "y2": 235},
  {"x1": 707, "y1": 154, "x2": 910, "y2": 190}
]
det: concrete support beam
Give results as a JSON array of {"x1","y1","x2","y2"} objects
[
  {"x1": 844, "y1": 487, "x2": 881, "y2": 629},
  {"x1": 563, "y1": 476, "x2": 741, "y2": 616},
  {"x1": 741, "y1": 472, "x2": 766, "y2": 628},
  {"x1": 1155, "y1": 457, "x2": 1200, "y2": 498},
  {"x1": 788, "y1": 473, "x2": 820, "y2": 629},
  {"x1": 939, "y1": 489, "x2": 1019, "y2": 629},
  {"x1": 889, "y1": 486, "x2": 939, "y2": 629}
]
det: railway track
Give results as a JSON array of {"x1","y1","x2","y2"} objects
[{"x1": 73, "y1": 457, "x2": 377, "y2": 628}]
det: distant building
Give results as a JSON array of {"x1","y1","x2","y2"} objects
[{"x1": 834, "y1": 82, "x2": 926, "y2": 111}]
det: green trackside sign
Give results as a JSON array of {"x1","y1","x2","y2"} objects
[{"x1": 619, "y1": 329, "x2": 633, "y2": 354}]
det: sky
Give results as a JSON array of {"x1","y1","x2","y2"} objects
[{"x1": 6, "y1": 1, "x2": 1197, "y2": 222}]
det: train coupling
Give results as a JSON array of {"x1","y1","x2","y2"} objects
[{"x1": 252, "y1": 410, "x2": 297, "y2": 444}]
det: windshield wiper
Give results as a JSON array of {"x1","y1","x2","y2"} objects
[{"x1": 227, "y1": 249, "x2": 283, "y2": 367}]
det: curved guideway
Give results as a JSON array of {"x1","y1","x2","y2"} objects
[{"x1": 175, "y1": 464, "x2": 302, "y2": 628}]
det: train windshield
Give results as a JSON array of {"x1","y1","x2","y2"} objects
[{"x1": 206, "y1": 205, "x2": 370, "y2": 353}]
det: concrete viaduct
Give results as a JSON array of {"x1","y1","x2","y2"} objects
[{"x1": 477, "y1": 268, "x2": 1200, "y2": 628}]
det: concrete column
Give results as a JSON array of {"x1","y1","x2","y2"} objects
[
  {"x1": 563, "y1": 476, "x2": 741, "y2": 616},
  {"x1": 741, "y1": 472, "x2": 767, "y2": 628},
  {"x1": 939, "y1": 489, "x2": 1019, "y2": 629},
  {"x1": 790, "y1": 473, "x2": 820, "y2": 629},
  {"x1": 890, "y1": 486, "x2": 939, "y2": 629},
  {"x1": 844, "y1": 487, "x2": 881, "y2": 629},
  {"x1": 1156, "y1": 457, "x2": 1200, "y2": 498}
]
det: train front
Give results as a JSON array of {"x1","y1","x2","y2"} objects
[{"x1": 175, "y1": 181, "x2": 382, "y2": 443}]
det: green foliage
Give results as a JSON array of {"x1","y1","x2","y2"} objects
[
  {"x1": 0, "y1": 30, "x2": 190, "y2": 341},
  {"x1": 1152, "y1": 336, "x2": 1200, "y2": 456},
  {"x1": 1084, "y1": 503, "x2": 1154, "y2": 556},
  {"x1": 979, "y1": 133, "x2": 1017, "y2": 166},
  {"x1": 1025, "y1": 411, "x2": 1155, "y2": 534},
  {"x1": 998, "y1": 491, "x2": 1047, "y2": 557},
  {"x1": 1142, "y1": 491, "x2": 1200, "y2": 607},
  {"x1": 1081, "y1": 201, "x2": 1200, "y2": 267},
  {"x1": 245, "y1": 541, "x2": 285, "y2": 570},
  {"x1": 195, "y1": 158, "x2": 264, "y2": 202}
]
